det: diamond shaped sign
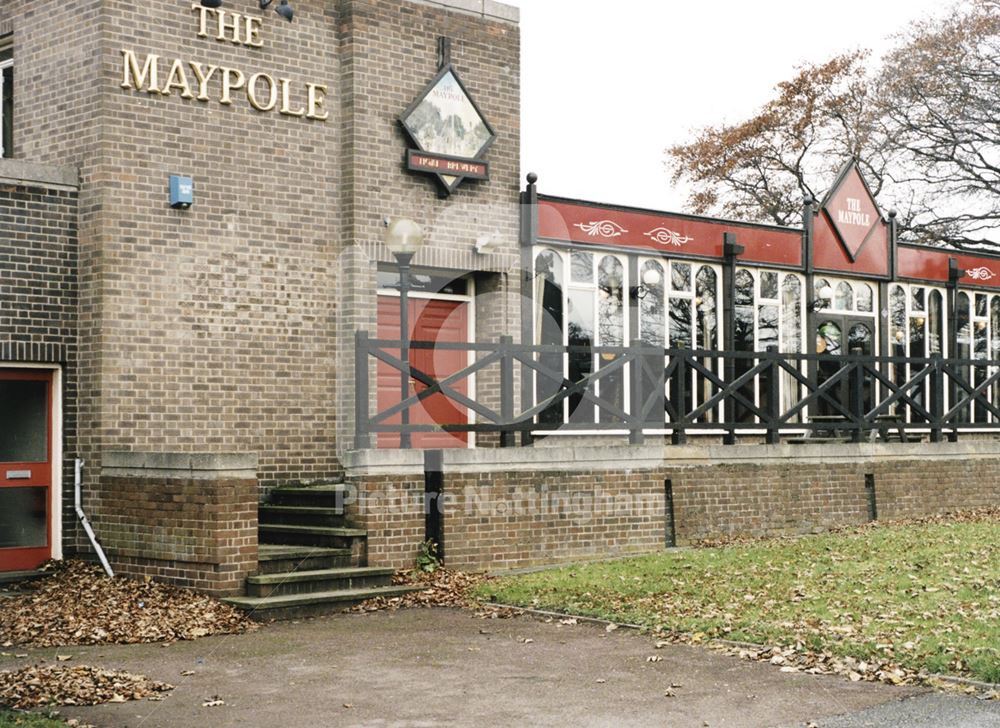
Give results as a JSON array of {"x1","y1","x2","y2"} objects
[
  {"x1": 821, "y1": 161, "x2": 883, "y2": 261},
  {"x1": 400, "y1": 65, "x2": 497, "y2": 196}
]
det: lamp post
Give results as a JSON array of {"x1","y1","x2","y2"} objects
[{"x1": 385, "y1": 218, "x2": 426, "y2": 448}]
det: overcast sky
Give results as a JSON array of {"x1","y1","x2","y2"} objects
[{"x1": 511, "y1": 0, "x2": 949, "y2": 213}]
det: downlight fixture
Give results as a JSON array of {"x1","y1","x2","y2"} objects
[{"x1": 276, "y1": 0, "x2": 294, "y2": 20}]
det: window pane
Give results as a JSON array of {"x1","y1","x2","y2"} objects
[
  {"x1": 695, "y1": 267, "x2": 717, "y2": 350},
  {"x1": 911, "y1": 287, "x2": 925, "y2": 313},
  {"x1": 1, "y1": 64, "x2": 11, "y2": 159},
  {"x1": 814, "y1": 278, "x2": 830, "y2": 301},
  {"x1": 957, "y1": 293, "x2": 971, "y2": 357},
  {"x1": 835, "y1": 281, "x2": 854, "y2": 311},
  {"x1": 0, "y1": 488, "x2": 47, "y2": 548},
  {"x1": 890, "y1": 286, "x2": 906, "y2": 351},
  {"x1": 735, "y1": 270, "x2": 754, "y2": 306},
  {"x1": 760, "y1": 271, "x2": 778, "y2": 300},
  {"x1": 534, "y1": 250, "x2": 563, "y2": 345},
  {"x1": 0, "y1": 380, "x2": 48, "y2": 463},
  {"x1": 570, "y1": 251, "x2": 593, "y2": 284},
  {"x1": 928, "y1": 291, "x2": 943, "y2": 355},
  {"x1": 671, "y1": 262, "x2": 691, "y2": 292},
  {"x1": 597, "y1": 257, "x2": 624, "y2": 346},
  {"x1": 640, "y1": 261, "x2": 665, "y2": 346},
  {"x1": 817, "y1": 321, "x2": 842, "y2": 355},
  {"x1": 781, "y1": 276, "x2": 801, "y2": 353},
  {"x1": 856, "y1": 284, "x2": 873, "y2": 313},
  {"x1": 669, "y1": 298, "x2": 692, "y2": 348},
  {"x1": 758, "y1": 304, "x2": 778, "y2": 350},
  {"x1": 976, "y1": 293, "x2": 988, "y2": 318}
]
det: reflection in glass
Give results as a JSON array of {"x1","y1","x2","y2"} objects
[
  {"x1": 926, "y1": 290, "x2": 943, "y2": 356},
  {"x1": 535, "y1": 250, "x2": 564, "y2": 424},
  {"x1": 957, "y1": 292, "x2": 971, "y2": 421},
  {"x1": 671, "y1": 262, "x2": 691, "y2": 292},
  {"x1": 977, "y1": 293, "x2": 988, "y2": 318},
  {"x1": 758, "y1": 304, "x2": 778, "y2": 351},
  {"x1": 695, "y1": 267, "x2": 718, "y2": 423},
  {"x1": 570, "y1": 251, "x2": 593, "y2": 284},
  {"x1": 639, "y1": 260, "x2": 665, "y2": 346},
  {"x1": 816, "y1": 321, "x2": 843, "y2": 417},
  {"x1": 814, "y1": 278, "x2": 830, "y2": 301},
  {"x1": 835, "y1": 281, "x2": 854, "y2": 311},
  {"x1": 567, "y1": 288, "x2": 595, "y2": 423},
  {"x1": 911, "y1": 287, "x2": 925, "y2": 313},
  {"x1": 734, "y1": 270, "x2": 755, "y2": 422},
  {"x1": 695, "y1": 267, "x2": 718, "y2": 350},
  {"x1": 0, "y1": 381, "x2": 48, "y2": 463},
  {"x1": 669, "y1": 299, "x2": 692, "y2": 349},
  {"x1": 760, "y1": 271, "x2": 778, "y2": 300},
  {"x1": 597, "y1": 257, "x2": 624, "y2": 346},
  {"x1": 781, "y1": 276, "x2": 801, "y2": 353},
  {"x1": 817, "y1": 321, "x2": 842, "y2": 355},
  {"x1": 0, "y1": 488, "x2": 47, "y2": 548},
  {"x1": 857, "y1": 284, "x2": 873, "y2": 313}
]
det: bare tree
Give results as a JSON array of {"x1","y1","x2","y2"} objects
[{"x1": 667, "y1": 0, "x2": 1000, "y2": 251}]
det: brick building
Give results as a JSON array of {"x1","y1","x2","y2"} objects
[{"x1": 2, "y1": 1, "x2": 1000, "y2": 609}]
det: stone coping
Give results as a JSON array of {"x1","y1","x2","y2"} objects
[
  {"x1": 343, "y1": 440, "x2": 1000, "y2": 475},
  {"x1": 101, "y1": 451, "x2": 258, "y2": 480},
  {"x1": 407, "y1": 0, "x2": 519, "y2": 24},
  {"x1": 0, "y1": 160, "x2": 79, "y2": 191}
]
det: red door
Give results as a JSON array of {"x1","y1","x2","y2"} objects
[
  {"x1": 0, "y1": 370, "x2": 53, "y2": 572},
  {"x1": 377, "y1": 296, "x2": 470, "y2": 449}
]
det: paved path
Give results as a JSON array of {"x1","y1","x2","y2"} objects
[{"x1": 2, "y1": 608, "x2": 997, "y2": 727}]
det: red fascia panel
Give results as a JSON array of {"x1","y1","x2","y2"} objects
[
  {"x1": 537, "y1": 199, "x2": 803, "y2": 267},
  {"x1": 812, "y1": 210, "x2": 890, "y2": 278},
  {"x1": 897, "y1": 246, "x2": 1000, "y2": 290}
]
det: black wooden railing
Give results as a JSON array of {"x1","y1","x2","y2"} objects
[{"x1": 355, "y1": 330, "x2": 1000, "y2": 448}]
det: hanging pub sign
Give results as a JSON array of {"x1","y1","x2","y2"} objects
[
  {"x1": 399, "y1": 38, "x2": 497, "y2": 197},
  {"x1": 821, "y1": 160, "x2": 884, "y2": 262}
]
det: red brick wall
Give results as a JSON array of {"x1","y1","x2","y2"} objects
[{"x1": 345, "y1": 444, "x2": 1000, "y2": 572}]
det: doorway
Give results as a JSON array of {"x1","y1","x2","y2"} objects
[
  {"x1": 813, "y1": 316, "x2": 875, "y2": 417},
  {"x1": 0, "y1": 369, "x2": 53, "y2": 572},
  {"x1": 376, "y1": 293, "x2": 472, "y2": 449}
]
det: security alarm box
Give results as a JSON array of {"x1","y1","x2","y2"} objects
[{"x1": 169, "y1": 175, "x2": 194, "y2": 209}]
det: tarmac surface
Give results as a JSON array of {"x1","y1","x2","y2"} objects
[{"x1": 3, "y1": 608, "x2": 998, "y2": 728}]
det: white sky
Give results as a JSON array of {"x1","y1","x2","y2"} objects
[{"x1": 512, "y1": 0, "x2": 949, "y2": 213}]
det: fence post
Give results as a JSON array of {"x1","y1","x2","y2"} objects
[
  {"x1": 930, "y1": 352, "x2": 943, "y2": 443},
  {"x1": 671, "y1": 353, "x2": 688, "y2": 445},
  {"x1": 629, "y1": 348, "x2": 645, "y2": 445},
  {"x1": 354, "y1": 330, "x2": 371, "y2": 449},
  {"x1": 765, "y1": 345, "x2": 781, "y2": 444},
  {"x1": 499, "y1": 336, "x2": 515, "y2": 448},
  {"x1": 849, "y1": 347, "x2": 865, "y2": 443}
]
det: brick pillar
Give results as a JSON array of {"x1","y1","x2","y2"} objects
[{"x1": 89, "y1": 452, "x2": 258, "y2": 596}]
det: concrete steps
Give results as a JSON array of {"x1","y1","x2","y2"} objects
[
  {"x1": 224, "y1": 584, "x2": 419, "y2": 620},
  {"x1": 228, "y1": 480, "x2": 408, "y2": 619},
  {"x1": 0, "y1": 569, "x2": 49, "y2": 586}
]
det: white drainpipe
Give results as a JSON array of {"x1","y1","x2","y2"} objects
[{"x1": 74, "y1": 458, "x2": 114, "y2": 578}]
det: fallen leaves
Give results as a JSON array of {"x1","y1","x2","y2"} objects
[
  {"x1": 0, "y1": 665, "x2": 172, "y2": 709},
  {"x1": 349, "y1": 569, "x2": 491, "y2": 613},
  {"x1": 201, "y1": 695, "x2": 225, "y2": 707},
  {"x1": 0, "y1": 561, "x2": 256, "y2": 647}
]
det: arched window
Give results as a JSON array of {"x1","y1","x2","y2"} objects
[
  {"x1": 856, "y1": 284, "x2": 873, "y2": 313},
  {"x1": 835, "y1": 281, "x2": 854, "y2": 311}
]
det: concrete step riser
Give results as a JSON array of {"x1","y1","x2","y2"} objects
[
  {"x1": 242, "y1": 598, "x2": 375, "y2": 621},
  {"x1": 259, "y1": 511, "x2": 352, "y2": 528},
  {"x1": 247, "y1": 573, "x2": 394, "y2": 598},
  {"x1": 256, "y1": 554, "x2": 354, "y2": 574},
  {"x1": 258, "y1": 528, "x2": 361, "y2": 551},
  {"x1": 269, "y1": 492, "x2": 347, "y2": 510}
]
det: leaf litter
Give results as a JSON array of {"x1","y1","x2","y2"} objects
[{"x1": 0, "y1": 561, "x2": 256, "y2": 647}]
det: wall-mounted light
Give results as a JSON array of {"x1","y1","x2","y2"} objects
[
  {"x1": 627, "y1": 267, "x2": 662, "y2": 300},
  {"x1": 474, "y1": 234, "x2": 504, "y2": 255},
  {"x1": 809, "y1": 284, "x2": 835, "y2": 313},
  {"x1": 895, "y1": 329, "x2": 906, "y2": 343},
  {"x1": 201, "y1": 0, "x2": 223, "y2": 7},
  {"x1": 914, "y1": 316, "x2": 926, "y2": 327},
  {"x1": 275, "y1": 0, "x2": 294, "y2": 20},
  {"x1": 977, "y1": 320, "x2": 988, "y2": 331}
]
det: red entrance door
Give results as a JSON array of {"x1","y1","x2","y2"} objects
[
  {"x1": 0, "y1": 370, "x2": 53, "y2": 572},
  {"x1": 376, "y1": 296, "x2": 470, "y2": 449}
]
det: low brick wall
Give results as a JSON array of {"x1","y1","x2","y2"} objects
[
  {"x1": 90, "y1": 453, "x2": 258, "y2": 595},
  {"x1": 343, "y1": 442, "x2": 1000, "y2": 572}
]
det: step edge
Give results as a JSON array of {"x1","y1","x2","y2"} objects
[
  {"x1": 223, "y1": 585, "x2": 420, "y2": 609},
  {"x1": 247, "y1": 567, "x2": 396, "y2": 584}
]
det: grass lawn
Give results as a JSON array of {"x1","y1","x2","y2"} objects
[
  {"x1": 0, "y1": 711, "x2": 70, "y2": 728},
  {"x1": 476, "y1": 514, "x2": 1000, "y2": 683}
]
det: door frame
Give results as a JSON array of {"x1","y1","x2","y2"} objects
[
  {"x1": 376, "y1": 278, "x2": 476, "y2": 449},
  {"x1": 0, "y1": 363, "x2": 62, "y2": 569}
]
